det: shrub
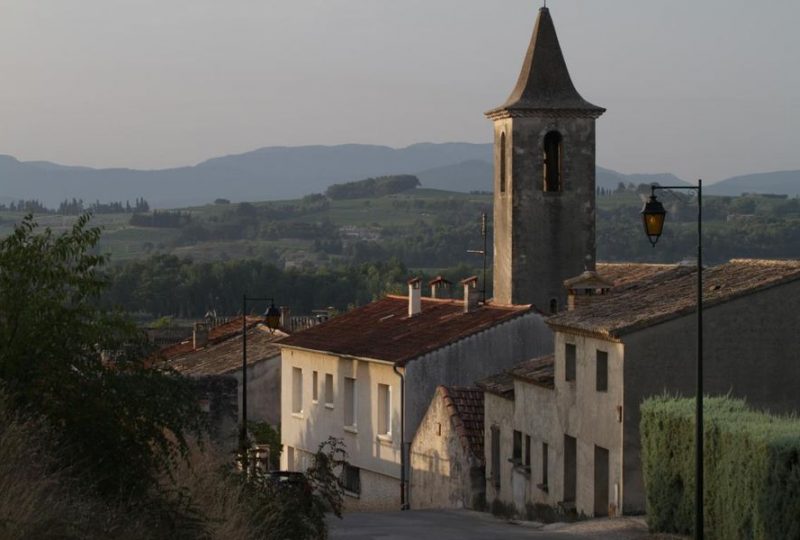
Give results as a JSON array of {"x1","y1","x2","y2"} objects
[{"x1": 641, "y1": 395, "x2": 800, "y2": 539}]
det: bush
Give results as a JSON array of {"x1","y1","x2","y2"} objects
[{"x1": 641, "y1": 395, "x2": 800, "y2": 539}]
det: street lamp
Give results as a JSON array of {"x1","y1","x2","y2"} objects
[
  {"x1": 240, "y1": 295, "x2": 281, "y2": 464},
  {"x1": 640, "y1": 180, "x2": 704, "y2": 540}
]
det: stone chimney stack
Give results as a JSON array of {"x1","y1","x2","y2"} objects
[
  {"x1": 408, "y1": 278, "x2": 422, "y2": 317},
  {"x1": 461, "y1": 276, "x2": 480, "y2": 313},
  {"x1": 193, "y1": 322, "x2": 209, "y2": 349},
  {"x1": 429, "y1": 275, "x2": 452, "y2": 299}
]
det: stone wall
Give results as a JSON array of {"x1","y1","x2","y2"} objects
[{"x1": 622, "y1": 279, "x2": 800, "y2": 513}]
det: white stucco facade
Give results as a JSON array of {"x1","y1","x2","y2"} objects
[{"x1": 280, "y1": 347, "x2": 403, "y2": 511}]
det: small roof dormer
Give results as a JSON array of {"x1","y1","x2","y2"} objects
[{"x1": 485, "y1": 7, "x2": 605, "y2": 119}]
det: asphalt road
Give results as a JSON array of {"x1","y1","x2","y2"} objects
[{"x1": 329, "y1": 509, "x2": 652, "y2": 540}]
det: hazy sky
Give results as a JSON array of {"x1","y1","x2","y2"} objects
[{"x1": 1, "y1": 0, "x2": 799, "y2": 182}]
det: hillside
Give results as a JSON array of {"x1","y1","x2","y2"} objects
[
  {"x1": 706, "y1": 170, "x2": 800, "y2": 197},
  {"x1": 3, "y1": 144, "x2": 799, "y2": 208}
]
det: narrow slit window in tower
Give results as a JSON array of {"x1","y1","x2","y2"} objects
[
  {"x1": 543, "y1": 131, "x2": 562, "y2": 192},
  {"x1": 500, "y1": 132, "x2": 507, "y2": 193}
]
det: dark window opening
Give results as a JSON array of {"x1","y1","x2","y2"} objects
[
  {"x1": 341, "y1": 463, "x2": 361, "y2": 495},
  {"x1": 596, "y1": 350, "x2": 608, "y2": 392},
  {"x1": 512, "y1": 430, "x2": 522, "y2": 463},
  {"x1": 549, "y1": 298, "x2": 558, "y2": 314},
  {"x1": 543, "y1": 131, "x2": 563, "y2": 192},
  {"x1": 540, "y1": 442, "x2": 549, "y2": 491},
  {"x1": 500, "y1": 132, "x2": 507, "y2": 194},
  {"x1": 564, "y1": 434, "x2": 577, "y2": 503},
  {"x1": 525, "y1": 435, "x2": 531, "y2": 468},
  {"x1": 491, "y1": 425, "x2": 501, "y2": 488},
  {"x1": 565, "y1": 343, "x2": 577, "y2": 382}
]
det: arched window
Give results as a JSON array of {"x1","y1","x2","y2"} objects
[
  {"x1": 499, "y1": 132, "x2": 507, "y2": 194},
  {"x1": 543, "y1": 131, "x2": 562, "y2": 192}
]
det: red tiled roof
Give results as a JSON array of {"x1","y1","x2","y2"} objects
[
  {"x1": 509, "y1": 354, "x2": 555, "y2": 389},
  {"x1": 595, "y1": 262, "x2": 676, "y2": 288},
  {"x1": 550, "y1": 259, "x2": 800, "y2": 338},
  {"x1": 441, "y1": 386, "x2": 484, "y2": 464},
  {"x1": 279, "y1": 296, "x2": 532, "y2": 365}
]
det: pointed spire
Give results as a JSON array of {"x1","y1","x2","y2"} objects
[{"x1": 486, "y1": 7, "x2": 604, "y2": 118}]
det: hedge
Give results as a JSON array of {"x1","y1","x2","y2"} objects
[{"x1": 641, "y1": 395, "x2": 800, "y2": 539}]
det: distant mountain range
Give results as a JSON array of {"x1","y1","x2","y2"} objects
[{"x1": 1, "y1": 143, "x2": 798, "y2": 208}]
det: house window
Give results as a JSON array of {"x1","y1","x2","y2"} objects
[
  {"x1": 596, "y1": 350, "x2": 608, "y2": 392},
  {"x1": 291, "y1": 367, "x2": 303, "y2": 414},
  {"x1": 341, "y1": 463, "x2": 361, "y2": 495},
  {"x1": 312, "y1": 371, "x2": 319, "y2": 402},
  {"x1": 565, "y1": 343, "x2": 576, "y2": 382},
  {"x1": 543, "y1": 130, "x2": 562, "y2": 192},
  {"x1": 541, "y1": 442, "x2": 549, "y2": 490},
  {"x1": 325, "y1": 373, "x2": 334, "y2": 406},
  {"x1": 512, "y1": 430, "x2": 523, "y2": 464},
  {"x1": 549, "y1": 298, "x2": 558, "y2": 314},
  {"x1": 525, "y1": 435, "x2": 531, "y2": 468},
  {"x1": 491, "y1": 425, "x2": 501, "y2": 489},
  {"x1": 377, "y1": 383, "x2": 391, "y2": 436},
  {"x1": 344, "y1": 377, "x2": 356, "y2": 427},
  {"x1": 500, "y1": 132, "x2": 507, "y2": 194}
]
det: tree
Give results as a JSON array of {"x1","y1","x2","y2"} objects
[{"x1": 0, "y1": 215, "x2": 204, "y2": 500}]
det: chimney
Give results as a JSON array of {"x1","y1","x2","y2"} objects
[
  {"x1": 461, "y1": 276, "x2": 480, "y2": 313},
  {"x1": 280, "y1": 306, "x2": 291, "y2": 330},
  {"x1": 429, "y1": 275, "x2": 452, "y2": 299},
  {"x1": 408, "y1": 277, "x2": 422, "y2": 317},
  {"x1": 193, "y1": 322, "x2": 209, "y2": 349}
]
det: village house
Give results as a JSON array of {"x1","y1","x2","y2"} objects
[
  {"x1": 278, "y1": 277, "x2": 552, "y2": 511},
  {"x1": 160, "y1": 317, "x2": 287, "y2": 443},
  {"x1": 409, "y1": 385, "x2": 485, "y2": 510},
  {"x1": 482, "y1": 259, "x2": 800, "y2": 517}
]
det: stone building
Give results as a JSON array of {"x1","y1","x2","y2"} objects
[
  {"x1": 409, "y1": 386, "x2": 485, "y2": 510},
  {"x1": 160, "y1": 317, "x2": 286, "y2": 441},
  {"x1": 278, "y1": 279, "x2": 551, "y2": 511},
  {"x1": 486, "y1": 6, "x2": 605, "y2": 312},
  {"x1": 482, "y1": 259, "x2": 800, "y2": 517}
]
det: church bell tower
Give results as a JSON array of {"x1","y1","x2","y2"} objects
[{"x1": 487, "y1": 6, "x2": 605, "y2": 312}]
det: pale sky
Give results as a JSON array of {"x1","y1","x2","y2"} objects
[{"x1": 1, "y1": 0, "x2": 799, "y2": 182}]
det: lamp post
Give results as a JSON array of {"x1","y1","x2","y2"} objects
[
  {"x1": 640, "y1": 180, "x2": 704, "y2": 540},
  {"x1": 240, "y1": 295, "x2": 281, "y2": 465}
]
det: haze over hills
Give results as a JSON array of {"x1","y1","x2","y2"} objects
[{"x1": 1, "y1": 143, "x2": 797, "y2": 208}]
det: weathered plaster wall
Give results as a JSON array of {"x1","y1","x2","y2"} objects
[
  {"x1": 410, "y1": 387, "x2": 482, "y2": 509},
  {"x1": 233, "y1": 354, "x2": 280, "y2": 426},
  {"x1": 551, "y1": 332, "x2": 624, "y2": 517},
  {"x1": 493, "y1": 116, "x2": 597, "y2": 309},
  {"x1": 484, "y1": 332, "x2": 623, "y2": 518},
  {"x1": 405, "y1": 312, "x2": 552, "y2": 443},
  {"x1": 622, "y1": 280, "x2": 800, "y2": 513},
  {"x1": 483, "y1": 392, "x2": 514, "y2": 506}
]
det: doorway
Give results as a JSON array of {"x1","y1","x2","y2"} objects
[
  {"x1": 563, "y1": 435, "x2": 576, "y2": 503},
  {"x1": 594, "y1": 445, "x2": 609, "y2": 516}
]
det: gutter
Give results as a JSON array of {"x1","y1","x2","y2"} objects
[{"x1": 393, "y1": 363, "x2": 409, "y2": 510}]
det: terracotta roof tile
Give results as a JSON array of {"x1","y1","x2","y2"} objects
[
  {"x1": 509, "y1": 354, "x2": 555, "y2": 389},
  {"x1": 155, "y1": 316, "x2": 286, "y2": 375},
  {"x1": 550, "y1": 259, "x2": 800, "y2": 338},
  {"x1": 476, "y1": 371, "x2": 515, "y2": 400},
  {"x1": 441, "y1": 386, "x2": 484, "y2": 463},
  {"x1": 279, "y1": 296, "x2": 532, "y2": 365},
  {"x1": 167, "y1": 326, "x2": 286, "y2": 376}
]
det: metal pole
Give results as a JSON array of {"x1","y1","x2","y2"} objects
[
  {"x1": 481, "y1": 213, "x2": 487, "y2": 303},
  {"x1": 695, "y1": 180, "x2": 704, "y2": 540},
  {"x1": 241, "y1": 294, "x2": 248, "y2": 455}
]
